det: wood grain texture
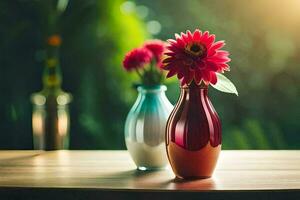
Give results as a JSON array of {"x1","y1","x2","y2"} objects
[{"x1": 0, "y1": 150, "x2": 299, "y2": 199}]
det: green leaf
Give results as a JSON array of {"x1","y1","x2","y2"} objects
[{"x1": 210, "y1": 73, "x2": 238, "y2": 96}]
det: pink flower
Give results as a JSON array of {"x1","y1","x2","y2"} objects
[
  {"x1": 123, "y1": 47, "x2": 152, "y2": 71},
  {"x1": 143, "y1": 40, "x2": 166, "y2": 63},
  {"x1": 163, "y1": 29, "x2": 230, "y2": 85}
]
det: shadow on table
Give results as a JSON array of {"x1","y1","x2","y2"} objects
[
  {"x1": 158, "y1": 176, "x2": 218, "y2": 190},
  {"x1": 91, "y1": 168, "x2": 217, "y2": 190}
]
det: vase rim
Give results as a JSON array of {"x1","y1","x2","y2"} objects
[{"x1": 137, "y1": 84, "x2": 167, "y2": 93}]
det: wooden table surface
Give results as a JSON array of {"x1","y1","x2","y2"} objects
[{"x1": 0, "y1": 150, "x2": 299, "y2": 199}]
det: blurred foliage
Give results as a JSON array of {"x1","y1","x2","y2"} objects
[
  {"x1": 0, "y1": 0, "x2": 299, "y2": 149},
  {"x1": 142, "y1": 0, "x2": 300, "y2": 149}
]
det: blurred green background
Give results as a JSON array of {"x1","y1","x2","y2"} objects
[{"x1": 0, "y1": 0, "x2": 299, "y2": 150}]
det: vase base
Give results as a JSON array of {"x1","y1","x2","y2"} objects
[{"x1": 167, "y1": 142, "x2": 221, "y2": 178}]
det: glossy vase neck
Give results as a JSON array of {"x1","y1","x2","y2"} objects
[
  {"x1": 179, "y1": 83, "x2": 209, "y2": 106},
  {"x1": 178, "y1": 82, "x2": 210, "y2": 105},
  {"x1": 137, "y1": 85, "x2": 167, "y2": 94}
]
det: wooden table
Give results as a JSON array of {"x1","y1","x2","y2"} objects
[{"x1": 0, "y1": 150, "x2": 299, "y2": 199}]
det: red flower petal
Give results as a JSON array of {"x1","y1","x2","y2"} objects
[
  {"x1": 210, "y1": 71, "x2": 217, "y2": 85},
  {"x1": 205, "y1": 61, "x2": 219, "y2": 71},
  {"x1": 193, "y1": 29, "x2": 202, "y2": 41},
  {"x1": 208, "y1": 40, "x2": 225, "y2": 56},
  {"x1": 123, "y1": 47, "x2": 152, "y2": 71},
  {"x1": 208, "y1": 57, "x2": 230, "y2": 63},
  {"x1": 167, "y1": 39, "x2": 177, "y2": 44},
  {"x1": 177, "y1": 72, "x2": 184, "y2": 79},
  {"x1": 181, "y1": 32, "x2": 189, "y2": 43},
  {"x1": 164, "y1": 52, "x2": 176, "y2": 56},
  {"x1": 187, "y1": 30, "x2": 193, "y2": 41},
  {"x1": 202, "y1": 69, "x2": 211, "y2": 83},
  {"x1": 175, "y1": 33, "x2": 181, "y2": 39},
  {"x1": 194, "y1": 69, "x2": 203, "y2": 84},
  {"x1": 203, "y1": 34, "x2": 215, "y2": 47},
  {"x1": 143, "y1": 39, "x2": 166, "y2": 64},
  {"x1": 166, "y1": 45, "x2": 179, "y2": 52},
  {"x1": 218, "y1": 63, "x2": 230, "y2": 72},
  {"x1": 176, "y1": 38, "x2": 185, "y2": 48},
  {"x1": 207, "y1": 53, "x2": 231, "y2": 63},
  {"x1": 166, "y1": 67, "x2": 178, "y2": 78},
  {"x1": 201, "y1": 31, "x2": 209, "y2": 42},
  {"x1": 215, "y1": 50, "x2": 230, "y2": 57},
  {"x1": 196, "y1": 60, "x2": 206, "y2": 70},
  {"x1": 181, "y1": 69, "x2": 194, "y2": 85}
]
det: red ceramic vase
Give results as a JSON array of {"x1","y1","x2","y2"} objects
[{"x1": 166, "y1": 82, "x2": 221, "y2": 179}]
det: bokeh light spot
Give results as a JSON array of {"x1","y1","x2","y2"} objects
[
  {"x1": 120, "y1": 1, "x2": 136, "y2": 14},
  {"x1": 146, "y1": 20, "x2": 161, "y2": 35}
]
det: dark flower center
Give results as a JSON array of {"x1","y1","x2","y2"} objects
[
  {"x1": 185, "y1": 42, "x2": 206, "y2": 57},
  {"x1": 190, "y1": 44, "x2": 201, "y2": 52}
]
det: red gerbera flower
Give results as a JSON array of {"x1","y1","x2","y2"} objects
[
  {"x1": 163, "y1": 29, "x2": 230, "y2": 85},
  {"x1": 143, "y1": 40, "x2": 166, "y2": 63},
  {"x1": 123, "y1": 47, "x2": 152, "y2": 71}
]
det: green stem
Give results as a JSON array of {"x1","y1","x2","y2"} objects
[
  {"x1": 150, "y1": 61, "x2": 154, "y2": 74},
  {"x1": 135, "y1": 68, "x2": 143, "y2": 80},
  {"x1": 149, "y1": 60, "x2": 156, "y2": 83}
]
